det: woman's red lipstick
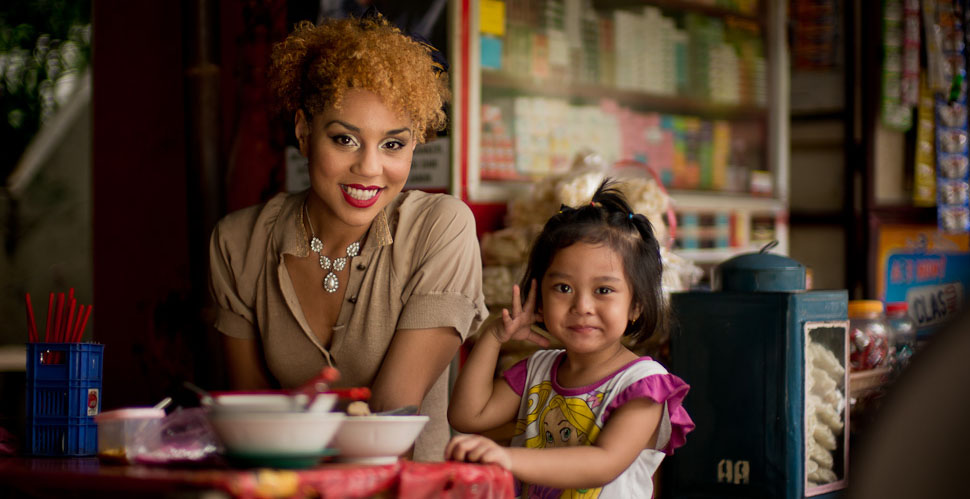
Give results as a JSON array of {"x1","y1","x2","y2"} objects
[{"x1": 341, "y1": 184, "x2": 382, "y2": 208}]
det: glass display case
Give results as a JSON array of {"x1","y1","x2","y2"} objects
[{"x1": 449, "y1": 0, "x2": 790, "y2": 264}]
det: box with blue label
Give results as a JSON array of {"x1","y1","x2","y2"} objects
[{"x1": 884, "y1": 252, "x2": 970, "y2": 338}]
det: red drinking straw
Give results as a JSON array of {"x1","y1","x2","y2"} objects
[
  {"x1": 76, "y1": 305, "x2": 93, "y2": 342},
  {"x1": 70, "y1": 305, "x2": 84, "y2": 343},
  {"x1": 64, "y1": 298, "x2": 77, "y2": 343},
  {"x1": 53, "y1": 293, "x2": 65, "y2": 343},
  {"x1": 44, "y1": 293, "x2": 54, "y2": 342},
  {"x1": 25, "y1": 293, "x2": 38, "y2": 343}
]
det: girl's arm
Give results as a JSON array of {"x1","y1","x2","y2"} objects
[
  {"x1": 449, "y1": 283, "x2": 550, "y2": 433},
  {"x1": 448, "y1": 397, "x2": 664, "y2": 489},
  {"x1": 368, "y1": 326, "x2": 461, "y2": 412},
  {"x1": 447, "y1": 324, "x2": 522, "y2": 433}
]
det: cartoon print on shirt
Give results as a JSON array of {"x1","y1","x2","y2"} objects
[{"x1": 516, "y1": 381, "x2": 603, "y2": 499}]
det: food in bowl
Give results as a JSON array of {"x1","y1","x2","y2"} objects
[
  {"x1": 330, "y1": 415, "x2": 429, "y2": 464},
  {"x1": 206, "y1": 391, "x2": 337, "y2": 414},
  {"x1": 207, "y1": 410, "x2": 345, "y2": 455},
  {"x1": 346, "y1": 400, "x2": 371, "y2": 416}
]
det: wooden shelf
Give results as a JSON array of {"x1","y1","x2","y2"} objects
[
  {"x1": 849, "y1": 367, "x2": 891, "y2": 398},
  {"x1": 670, "y1": 190, "x2": 783, "y2": 212},
  {"x1": 790, "y1": 211, "x2": 847, "y2": 225},
  {"x1": 591, "y1": 0, "x2": 762, "y2": 24},
  {"x1": 482, "y1": 71, "x2": 768, "y2": 120},
  {"x1": 869, "y1": 206, "x2": 937, "y2": 225}
]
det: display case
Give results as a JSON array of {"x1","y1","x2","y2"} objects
[{"x1": 449, "y1": 0, "x2": 790, "y2": 264}]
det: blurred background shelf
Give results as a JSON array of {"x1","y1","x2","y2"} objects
[
  {"x1": 591, "y1": 0, "x2": 762, "y2": 23},
  {"x1": 482, "y1": 71, "x2": 768, "y2": 119},
  {"x1": 455, "y1": 0, "x2": 789, "y2": 268}
]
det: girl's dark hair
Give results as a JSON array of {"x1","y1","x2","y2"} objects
[{"x1": 520, "y1": 178, "x2": 667, "y2": 344}]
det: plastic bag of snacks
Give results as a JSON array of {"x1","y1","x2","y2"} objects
[{"x1": 932, "y1": 1, "x2": 970, "y2": 233}]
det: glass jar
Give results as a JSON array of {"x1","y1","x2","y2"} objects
[
  {"x1": 848, "y1": 300, "x2": 892, "y2": 371},
  {"x1": 885, "y1": 302, "x2": 917, "y2": 370}
]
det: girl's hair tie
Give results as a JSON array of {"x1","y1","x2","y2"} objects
[
  {"x1": 629, "y1": 213, "x2": 634, "y2": 219},
  {"x1": 590, "y1": 201, "x2": 599, "y2": 207}
]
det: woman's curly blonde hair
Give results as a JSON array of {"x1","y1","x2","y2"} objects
[{"x1": 269, "y1": 16, "x2": 450, "y2": 143}]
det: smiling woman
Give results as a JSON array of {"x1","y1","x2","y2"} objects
[{"x1": 207, "y1": 14, "x2": 487, "y2": 462}]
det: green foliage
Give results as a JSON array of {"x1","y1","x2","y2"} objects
[{"x1": 1, "y1": 0, "x2": 91, "y2": 182}]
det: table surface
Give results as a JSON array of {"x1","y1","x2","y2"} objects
[{"x1": 0, "y1": 456, "x2": 515, "y2": 498}]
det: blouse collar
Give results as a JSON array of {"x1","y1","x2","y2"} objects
[{"x1": 277, "y1": 190, "x2": 393, "y2": 259}]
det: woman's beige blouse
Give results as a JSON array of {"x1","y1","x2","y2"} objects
[{"x1": 208, "y1": 189, "x2": 488, "y2": 461}]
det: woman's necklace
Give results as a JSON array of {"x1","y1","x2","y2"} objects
[{"x1": 304, "y1": 202, "x2": 361, "y2": 293}]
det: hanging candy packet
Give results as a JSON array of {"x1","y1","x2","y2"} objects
[
  {"x1": 933, "y1": 0, "x2": 970, "y2": 233},
  {"x1": 914, "y1": 75, "x2": 936, "y2": 206},
  {"x1": 882, "y1": 0, "x2": 912, "y2": 130}
]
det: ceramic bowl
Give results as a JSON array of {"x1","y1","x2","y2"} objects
[
  {"x1": 330, "y1": 415, "x2": 429, "y2": 464},
  {"x1": 206, "y1": 391, "x2": 337, "y2": 414},
  {"x1": 207, "y1": 410, "x2": 345, "y2": 455}
]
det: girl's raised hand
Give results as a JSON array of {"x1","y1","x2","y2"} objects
[{"x1": 496, "y1": 280, "x2": 550, "y2": 347}]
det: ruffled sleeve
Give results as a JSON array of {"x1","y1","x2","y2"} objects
[
  {"x1": 603, "y1": 372, "x2": 695, "y2": 455},
  {"x1": 501, "y1": 357, "x2": 529, "y2": 396}
]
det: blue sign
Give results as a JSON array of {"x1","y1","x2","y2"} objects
[{"x1": 885, "y1": 252, "x2": 970, "y2": 337}]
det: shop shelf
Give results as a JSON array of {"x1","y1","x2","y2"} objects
[{"x1": 482, "y1": 71, "x2": 768, "y2": 120}]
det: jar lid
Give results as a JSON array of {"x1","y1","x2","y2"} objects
[
  {"x1": 94, "y1": 407, "x2": 166, "y2": 422},
  {"x1": 886, "y1": 302, "x2": 908, "y2": 314},
  {"x1": 848, "y1": 300, "x2": 884, "y2": 317},
  {"x1": 713, "y1": 241, "x2": 806, "y2": 292}
]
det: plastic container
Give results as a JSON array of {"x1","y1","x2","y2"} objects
[
  {"x1": 886, "y1": 302, "x2": 917, "y2": 370},
  {"x1": 94, "y1": 408, "x2": 166, "y2": 463},
  {"x1": 848, "y1": 301, "x2": 892, "y2": 371},
  {"x1": 26, "y1": 342, "x2": 104, "y2": 456}
]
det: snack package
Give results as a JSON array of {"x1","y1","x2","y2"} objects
[
  {"x1": 882, "y1": 0, "x2": 912, "y2": 131},
  {"x1": 133, "y1": 407, "x2": 222, "y2": 466},
  {"x1": 914, "y1": 75, "x2": 937, "y2": 206},
  {"x1": 933, "y1": 0, "x2": 970, "y2": 233}
]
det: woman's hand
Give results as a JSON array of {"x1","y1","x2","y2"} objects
[
  {"x1": 495, "y1": 280, "x2": 549, "y2": 347},
  {"x1": 445, "y1": 434, "x2": 512, "y2": 470}
]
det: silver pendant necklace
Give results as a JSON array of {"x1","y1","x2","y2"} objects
[{"x1": 304, "y1": 202, "x2": 361, "y2": 293}]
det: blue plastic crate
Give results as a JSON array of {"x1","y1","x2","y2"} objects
[
  {"x1": 26, "y1": 417, "x2": 98, "y2": 456},
  {"x1": 25, "y1": 343, "x2": 103, "y2": 456},
  {"x1": 27, "y1": 343, "x2": 103, "y2": 382},
  {"x1": 26, "y1": 378, "x2": 103, "y2": 419}
]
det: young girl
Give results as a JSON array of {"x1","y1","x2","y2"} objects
[{"x1": 447, "y1": 179, "x2": 694, "y2": 497}]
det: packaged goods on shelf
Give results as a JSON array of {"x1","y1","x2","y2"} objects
[
  {"x1": 481, "y1": 35, "x2": 503, "y2": 70},
  {"x1": 480, "y1": 95, "x2": 763, "y2": 192},
  {"x1": 930, "y1": 0, "x2": 970, "y2": 233},
  {"x1": 492, "y1": 1, "x2": 764, "y2": 104},
  {"x1": 674, "y1": 212, "x2": 731, "y2": 250}
]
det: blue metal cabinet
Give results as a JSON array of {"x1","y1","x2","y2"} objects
[{"x1": 664, "y1": 290, "x2": 849, "y2": 499}]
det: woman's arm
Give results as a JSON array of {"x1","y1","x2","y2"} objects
[
  {"x1": 447, "y1": 397, "x2": 664, "y2": 489},
  {"x1": 222, "y1": 335, "x2": 272, "y2": 390},
  {"x1": 368, "y1": 326, "x2": 462, "y2": 412}
]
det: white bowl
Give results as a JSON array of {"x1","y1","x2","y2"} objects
[
  {"x1": 330, "y1": 415, "x2": 429, "y2": 464},
  {"x1": 207, "y1": 392, "x2": 337, "y2": 414},
  {"x1": 207, "y1": 411, "x2": 345, "y2": 455}
]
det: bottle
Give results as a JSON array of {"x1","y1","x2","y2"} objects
[
  {"x1": 885, "y1": 302, "x2": 917, "y2": 371},
  {"x1": 848, "y1": 300, "x2": 893, "y2": 371}
]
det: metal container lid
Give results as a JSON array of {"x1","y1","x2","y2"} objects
[{"x1": 713, "y1": 241, "x2": 806, "y2": 292}]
